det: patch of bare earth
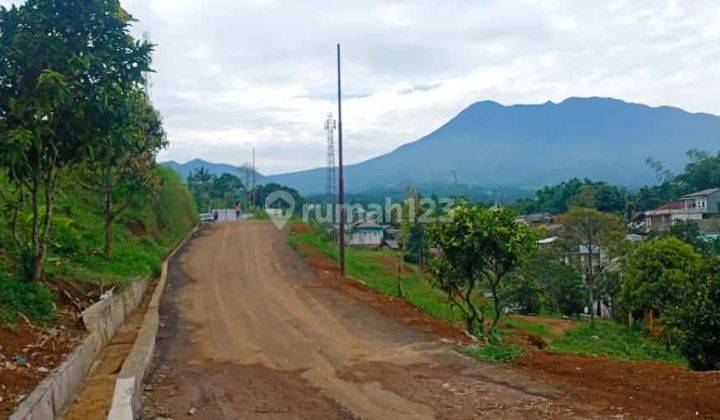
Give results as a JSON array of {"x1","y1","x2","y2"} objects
[
  {"x1": 515, "y1": 350, "x2": 720, "y2": 419},
  {"x1": 299, "y1": 243, "x2": 471, "y2": 344},
  {"x1": 0, "y1": 316, "x2": 85, "y2": 416},
  {"x1": 294, "y1": 225, "x2": 720, "y2": 419}
]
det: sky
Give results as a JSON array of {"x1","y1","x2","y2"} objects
[{"x1": 2, "y1": 1, "x2": 720, "y2": 175}]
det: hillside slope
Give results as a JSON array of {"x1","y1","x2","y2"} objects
[
  {"x1": 262, "y1": 97, "x2": 720, "y2": 194},
  {"x1": 162, "y1": 158, "x2": 262, "y2": 183}
]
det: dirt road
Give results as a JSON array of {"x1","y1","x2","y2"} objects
[{"x1": 141, "y1": 221, "x2": 597, "y2": 419}]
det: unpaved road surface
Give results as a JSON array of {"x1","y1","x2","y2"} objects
[{"x1": 142, "y1": 221, "x2": 598, "y2": 419}]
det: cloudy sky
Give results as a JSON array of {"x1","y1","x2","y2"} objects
[{"x1": 3, "y1": 1, "x2": 720, "y2": 174}]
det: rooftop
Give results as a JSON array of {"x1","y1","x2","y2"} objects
[{"x1": 681, "y1": 188, "x2": 720, "y2": 199}]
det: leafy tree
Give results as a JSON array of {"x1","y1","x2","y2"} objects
[
  {"x1": 668, "y1": 219, "x2": 701, "y2": 245},
  {"x1": 0, "y1": 0, "x2": 152, "y2": 280},
  {"x1": 558, "y1": 207, "x2": 625, "y2": 326},
  {"x1": 428, "y1": 204, "x2": 536, "y2": 334},
  {"x1": 631, "y1": 149, "x2": 720, "y2": 212},
  {"x1": 187, "y1": 168, "x2": 215, "y2": 212},
  {"x1": 622, "y1": 237, "x2": 701, "y2": 331},
  {"x1": 501, "y1": 248, "x2": 584, "y2": 316},
  {"x1": 668, "y1": 258, "x2": 720, "y2": 371},
  {"x1": 677, "y1": 149, "x2": 720, "y2": 193},
  {"x1": 400, "y1": 188, "x2": 430, "y2": 267},
  {"x1": 212, "y1": 173, "x2": 244, "y2": 201},
  {"x1": 518, "y1": 178, "x2": 628, "y2": 215},
  {"x1": 253, "y1": 183, "x2": 303, "y2": 209},
  {"x1": 83, "y1": 91, "x2": 166, "y2": 257}
]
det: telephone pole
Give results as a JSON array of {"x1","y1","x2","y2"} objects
[
  {"x1": 252, "y1": 147, "x2": 257, "y2": 208},
  {"x1": 337, "y1": 44, "x2": 346, "y2": 277}
]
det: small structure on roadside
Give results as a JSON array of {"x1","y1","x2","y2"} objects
[{"x1": 346, "y1": 221, "x2": 385, "y2": 248}]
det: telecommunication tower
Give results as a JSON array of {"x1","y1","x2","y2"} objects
[{"x1": 325, "y1": 113, "x2": 337, "y2": 204}]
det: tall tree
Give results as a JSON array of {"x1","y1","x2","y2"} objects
[
  {"x1": 187, "y1": 167, "x2": 215, "y2": 212},
  {"x1": 558, "y1": 207, "x2": 625, "y2": 326},
  {"x1": 623, "y1": 237, "x2": 701, "y2": 331},
  {"x1": 83, "y1": 91, "x2": 166, "y2": 257},
  {"x1": 428, "y1": 203, "x2": 536, "y2": 334},
  {"x1": 0, "y1": 0, "x2": 152, "y2": 280},
  {"x1": 667, "y1": 257, "x2": 720, "y2": 371}
]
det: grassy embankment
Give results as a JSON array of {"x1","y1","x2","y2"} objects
[
  {"x1": 286, "y1": 222, "x2": 686, "y2": 366},
  {"x1": 0, "y1": 166, "x2": 198, "y2": 326}
]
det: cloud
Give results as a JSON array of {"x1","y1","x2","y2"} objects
[{"x1": 3, "y1": 0, "x2": 720, "y2": 174}]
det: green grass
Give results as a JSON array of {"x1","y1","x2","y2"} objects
[
  {"x1": 287, "y1": 223, "x2": 688, "y2": 367},
  {"x1": 500, "y1": 316, "x2": 562, "y2": 343},
  {"x1": 548, "y1": 319, "x2": 687, "y2": 366},
  {"x1": 460, "y1": 339, "x2": 525, "y2": 362},
  {"x1": 286, "y1": 225, "x2": 466, "y2": 325},
  {"x1": 0, "y1": 166, "x2": 197, "y2": 326}
]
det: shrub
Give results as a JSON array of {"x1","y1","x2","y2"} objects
[
  {"x1": 461, "y1": 336, "x2": 524, "y2": 362},
  {"x1": 0, "y1": 271, "x2": 54, "y2": 325},
  {"x1": 669, "y1": 260, "x2": 720, "y2": 371}
]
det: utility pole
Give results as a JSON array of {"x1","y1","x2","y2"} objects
[
  {"x1": 337, "y1": 44, "x2": 346, "y2": 277},
  {"x1": 252, "y1": 147, "x2": 257, "y2": 208}
]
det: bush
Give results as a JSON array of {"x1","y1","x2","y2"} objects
[
  {"x1": 0, "y1": 272, "x2": 54, "y2": 325},
  {"x1": 461, "y1": 336, "x2": 524, "y2": 362},
  {"x1": 501, "y1": 249, "x2": 585, "y2": 316},
  {"x1": 669, "y1": 261, "x2": 720, "y2": 371}
]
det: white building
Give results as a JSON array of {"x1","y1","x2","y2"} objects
[{"x1": 641, "y1": 188, "x2": 720, "y2": 232}]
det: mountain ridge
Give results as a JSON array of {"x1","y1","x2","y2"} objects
[{"x1": 165, "y1": 97, "x2": 720, "y2": 195}]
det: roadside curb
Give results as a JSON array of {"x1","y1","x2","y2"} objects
[
  {"x1": 107, "y1": 226, "x2": 201, "y2": 420},
  {"x1": 9, "y1": 280, "x2": 149, "y2": 420}
]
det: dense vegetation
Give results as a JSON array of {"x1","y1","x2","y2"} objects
[
  {"x1": 513, "y1": 149, "x2": 720, "y2": 215},
  {"x1": 184, "y1": 164, "x2": 305, "y2": 214},
  {"x1": 0, "y1": 1, "x2": 197, "y2": 326}
]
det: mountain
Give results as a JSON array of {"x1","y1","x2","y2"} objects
[
  {"x1": 262, "y1": 97, "x2": 720, "y2": 195},
  {"x1": 161, "y1": 159, "x2": 262, "y2": 183}
]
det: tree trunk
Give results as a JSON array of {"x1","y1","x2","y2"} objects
[
  {"x1": 103, "y1": 188, "x2": 114, "y2": 258},
  {"x1": 463, "y1": 281, "x2": 482, "y2": 335},
  {"x1": 586, "y1": 245, "x2": 595, "y2": 327},
  {"x1": 490, "y1": 281, "x2": 502, "y2": 329},
  {"x1": 396, "y1": 251, "x2": 404, "y2": 298},
  {"x1": 10, "y1": 188, "x2": 25, "y2": 249},
  {"x1": 32, "y1": 171, "x2": 55, "y2": 282},
  {"x1": 104, "y1": 216, "x2": 114, "y2": 258}
]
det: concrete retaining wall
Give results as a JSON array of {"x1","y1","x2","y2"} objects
[
  {"x1": 108, "y1": 227, "x2": 199, "y2": 420},
  {"x1": 9, "y1": 279, "x2": 149, "y2": 420}
]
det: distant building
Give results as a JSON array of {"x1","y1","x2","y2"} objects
[
  {"x1": 537, "y1": 236, "x2": 559, "y2": 246},
  {"x1": 680, "y1": 188, "x2": 720, "y2": 214},
  {"x1": 346, "y1": 221, "x2": 385, "y2": 248},
  {"x1": 564, "y1": 244, "x2": 604, "y2": 270},
  {"x1": 518, "y1": 213, "x2": 563, "y2": 232},
  {"x1": 641, "y1": 188, "x2": 720, "y2": 232}
]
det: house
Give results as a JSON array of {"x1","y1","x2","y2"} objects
[
  {"x1": 641, "y1": 188, "x2": 720, "y2": 232},
  {"x1": 519, "y1": 213, "x2": 563, "y2": 232},
  {"x1": 680, "y1": 188, "x2": 720, "y2": 214},
  {"x1": 564, "y1": 244, "x2": 604, "y2": 270},
  {"x1": 346, "y1": 221, "x2": 385, "y2": 248}
]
